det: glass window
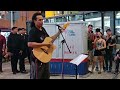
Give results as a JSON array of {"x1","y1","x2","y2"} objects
[
  {"x1": 56, "y1": 17, "x2": 63, "y2": 22},
  {"x1": 62, "y1": 16, "x2": 67, "y2": 22},
  {"x1": 44, "y1": 19, "x2": 49, "y2": 23},
  {"x1": 85, "y1": 12, "x2": 101, "y2": 33},
  {"x1": 50, "y1": 18, "x2": 55, "y2": 23},
  {"x1": 75, "y1": 14, "x2": 83, "y2": 21},
  {"x1": 115, "y1": 11, "x2": 120, "y2": 44},
  {"x1": 68, "y1": 15, "x2": 76, "y2": 21},
  {"x1": 104, "y1": 12, "x2": 111, "y2": 35}
]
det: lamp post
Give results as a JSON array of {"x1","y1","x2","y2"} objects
[{"x1": 10, "y1": 11, "x2": 13, "y2": 28}]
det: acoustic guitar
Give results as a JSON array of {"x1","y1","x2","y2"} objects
[{"x1": 33, "y1": 22, "x2": 70, "y2": 63}]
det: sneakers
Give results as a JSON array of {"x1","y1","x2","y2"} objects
[
  {"x1": 114, "y1": 72, "x2": 118, "y2": 74},
  {"x1": 95, "y1": 67, "x2": 99, "y2": 71},
  {"x1": 98, "y1": 71, "x2": 101, "y2": 74},
  {"x1": 20, "y1": 70, "x2": 28, "y2": 74},
  {"x1": 13, "y1": 72, "x2": 16, "y2": 74},
  {"x1": 16, "y1": 70, "x2": 20, "y2": 73}
]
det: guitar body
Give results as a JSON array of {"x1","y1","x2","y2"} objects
[{"x1": 33, "y1": 37, "x2": 56, "y2": 63}]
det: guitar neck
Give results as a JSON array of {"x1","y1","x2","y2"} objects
[
  {"x1": 50, "y1": 22, "x2": 69, "y2": 43},
  {"x1": 51, "y1": 32, "x2": 60, "y2": 43}
]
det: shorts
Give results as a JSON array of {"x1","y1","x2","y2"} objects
[{"x1": 94, "y1": 50, "x2": 103, "y2": 56}]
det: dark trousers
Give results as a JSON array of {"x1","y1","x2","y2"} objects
[
  {"x1": 115, "y1": 59, "x2": 120, "y2": 72},
  {"x1": 30, "y1": 52, "x2": 50, "y2": 79},
  {"x1": 19, "y1": 52, "x2": 26, "y2": 71},
  {"x1": 11, "y1": 52, "x2": 19, "y2": 73},
  {"x1": 0, "y1": 54, "x2": 2, "y2": 71},
  {"x1": 27, "y1": 48, "x2": 31, "y2": 64},
  {"x1": 105, "y1": 50, "x2": 113, "y2": 70}
]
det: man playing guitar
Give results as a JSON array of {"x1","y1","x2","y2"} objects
[{"x1": 28, "y1": 12, "x2": 65, "y2": 79}]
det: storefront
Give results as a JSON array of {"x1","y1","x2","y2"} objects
[{"x1": 1, "y1": 28, "x2": 11, "y2": 41}]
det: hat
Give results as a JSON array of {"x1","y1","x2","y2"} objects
[{"x1": 106, "y1": 28, "x2": 111, "y2": 32}]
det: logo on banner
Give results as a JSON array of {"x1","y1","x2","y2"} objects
[{"x1": 67, "y1": 30, "x2": 75, "y2": 36}]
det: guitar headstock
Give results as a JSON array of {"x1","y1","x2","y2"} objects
[{"x1": 63, "y1": 22, "x2": 70, "y2": 30}]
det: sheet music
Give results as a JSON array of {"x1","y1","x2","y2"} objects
[{"x1": 70, "y1": 54, "x2": 88, "y2": 66}]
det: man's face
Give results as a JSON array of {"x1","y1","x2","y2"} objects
[
  {"x1": 107, "y1": 31, "x2": 112, "y2": 35},
  {"x1": 13, "y1": 28, "x2": 18, "y2": 33},
  {"x1": 18, "y1": 30, "x2": 23, "y2": 34},
  {"x1": 21, "y1": 29, "x2": 26, "y2": 34},
  {"x1": 23, "y1": 29, "x2": 27, "y2": 34},
  {"x1": 88, "y1": 26, "x2": 93, "y2": 32},
  {"x1": 34, "y1": 15, "x2": 44, "y2": 28}
]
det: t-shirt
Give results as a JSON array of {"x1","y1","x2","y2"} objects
[
  {"x1": 28, "y1": 27, "x2": 49, "y2": 44},
  {"x1": 88, "y1": 31, "x2": 95, "y2": 50},
  {"x1": 0, "y1": 35, "x2": 6, "y2": 54},
  {"x1": 7, "y1": 33, "x2": 22, "y2": 53},
  {"x1": 105, "y1": 35, "x2": 116, "y2": 51}
]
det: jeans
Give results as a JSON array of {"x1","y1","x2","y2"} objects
[
  {"x1": 105, "y1": 50, "x2": 113, "y2": 71},
  {"x1": 30, "y1": 52, "x2": 50, "y2": 79}
]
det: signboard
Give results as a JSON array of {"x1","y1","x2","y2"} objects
[{"x1": 43, "y1": 21, "x2": 88, "y2": 60}]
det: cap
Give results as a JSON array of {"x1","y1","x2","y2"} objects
[
  {"x1": 96, "y1": 28, "x2": 100, "y2": 32},
  {"x1": 106, "y1": 28, "x2": 111, "y2": 32}
]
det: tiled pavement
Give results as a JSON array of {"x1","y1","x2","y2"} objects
[{"x1": 0, "y1": 60, "x2": 120, "y2": 79}]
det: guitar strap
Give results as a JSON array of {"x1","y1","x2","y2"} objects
[{"x1": 42, "y1": 27, "x2": 49, "y2": 37}]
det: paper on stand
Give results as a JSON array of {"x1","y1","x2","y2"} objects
[{"x1": 70, "y1": 54, "x2": 88, "y2": 66}]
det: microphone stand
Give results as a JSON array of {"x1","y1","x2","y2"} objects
[{"x1": 57, "y1": 26, "x2": 71, "y2": 79}]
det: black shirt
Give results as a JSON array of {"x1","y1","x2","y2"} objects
[
  {"x1": 116, "y1": 51, "x2": 120, "y2": 56},
  {"x1": 7, "y1": 33, "x2": 22, "y2": 53},
  {"x1": 106, "y1": 36, "x2": 116, "y2": 51},
  {"x1": 28, "y1": 26, "x2": 49, "y2": 48}
]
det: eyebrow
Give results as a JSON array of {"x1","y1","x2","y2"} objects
[{"x1": 38, "y1": 19, "x2": 43, "y2": 20}]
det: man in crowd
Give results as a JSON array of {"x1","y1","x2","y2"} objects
[
  {"x1": 88, "y1": 24, "x2": 95, "y2": 67},
  {"x1": 17, "y1": 28, "x2": 28, "y2": 73},
  {"x1": 105, "y1": 29, "x2": 116, "y2": 72},
  {"x1": 0, "y1": 29, "x2": 6, "y2": 72},
  {"x1": 7, "y1": 27, "x2": 22, "y2": 74}
]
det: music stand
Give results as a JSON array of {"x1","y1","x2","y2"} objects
[{"x1": 70, "y1": 54, "x2": 88, "y2": 79}]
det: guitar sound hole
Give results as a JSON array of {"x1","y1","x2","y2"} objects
[{"x1": 41, "y1": 48, "x2": 48, "y2": 54}]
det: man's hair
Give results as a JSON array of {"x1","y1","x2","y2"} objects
[
  {"x1": 88, "y1": 24, "x2": 93, "y2": 27},
  {"x1": 96, "y1": 28, "x2": 100, "y2": 32},
  {"x1": 0, "y1": 29, "x2": 1, "y2": 32},
  {"x1": 21, "y1": 28, "x2": 25, "y2": 30},
  {"x1": 31, "y1": 12, "x2": 42, "y2": 28},
  {"x1": 12, "y1": 27, "x2": 17, "y2": 30},
  {"x1": 18, "y1": 28, "x2": 22, "y2": 31}
]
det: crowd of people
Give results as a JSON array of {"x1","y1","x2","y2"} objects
[
  {"x1": 0, "y1": 27, "x2": 30, "y2": 74},
  {"x1": 87, "y1": 24, "x2": 120, "y2": 74}
]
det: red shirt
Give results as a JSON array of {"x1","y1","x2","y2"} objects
[{"x1": 0, "y1": 35, "x2": 6, "y2": 54}]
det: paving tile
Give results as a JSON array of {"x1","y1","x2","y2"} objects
[{"x1": 0, "y1": 61, "x2": 119, "y2": 79}]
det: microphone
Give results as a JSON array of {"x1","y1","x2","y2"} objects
[
  {"x1": 56, "y1": 22, "x2": 70, "y2": 30},
  {"x1": 56, "y1": 24, "x2": 63, "y2": 29}
]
